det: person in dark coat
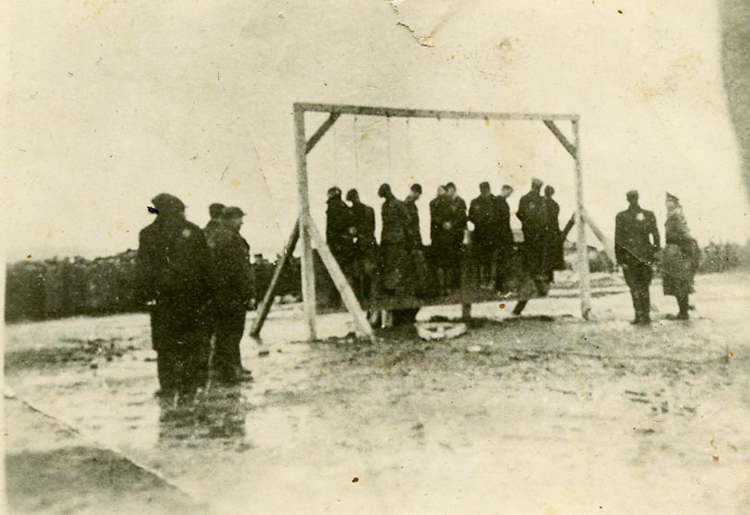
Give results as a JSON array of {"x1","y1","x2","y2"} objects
[
  {"x1": 209, "y1": 207, "x2": 254, "y2": 382},
  {"x1": 429, "y1": 185, "x2": 451, "y2": 294},
  {"x1": 326, "y1": 187, "x2": 354, "y2": 276},
  {"x1": 404, "y1": 183, "x2": 427, "y2": 297},
  {"x1": 615, "y1": 190, "x2": 661, "y2": 325},
  {"x1": 205, "y1": 203, "x2": 225, "y2": 233},
  {"x1": 517, "y1": 178, "x2": 550, "y2": 281},
  {"x1": 469, "y1": 181, "x2": 498, "y2": 289},
  {"x1": 494, "y1": 184, "x2": 515, "y2": 291},
  {"x1": 136, "y1": 193, "x2": 213, "y2": 398},
  {"x1": 443, "y1": 182, "x2": 467, "y2": 291},
  {"x1": 662, "y1": 193, "x2": 699, "y2": 320},
  {"x1": 346, "y1": 189, "x2": 377, "y2": 304},
  {"x1": 543, "y1": 185, "x2": 564, "y2": 281}
]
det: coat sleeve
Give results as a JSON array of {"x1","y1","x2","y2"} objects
[
  {"x1": 649, "y1": 213, "x2": 661, "y2": 249},
  {"x1": 135, "y1": 230, "x2": 157, "y2": 304},
  {"x1": 614, "y1": 213, "x2": 625, "y2": 265}
]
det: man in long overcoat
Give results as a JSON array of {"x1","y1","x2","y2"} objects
[
  {"x1": 346, "y1": 189, "x2": 377, "y2": 303},
  {"x1": 209, "y1": 207, "x2": 254, "y2": 382},
  {"x1": 136, "y1": 193, "x2": 213, "y2": 397},
  {"x1": 615, "y1": 190, "x2": 661, "y2": 324},
  {"x1": 469, "y1": 181, "x2": 498, "y2": 289}
]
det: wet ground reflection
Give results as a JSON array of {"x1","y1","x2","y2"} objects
[{"x1": 158, "y1": 385, "x2": 251, "y2": 446}]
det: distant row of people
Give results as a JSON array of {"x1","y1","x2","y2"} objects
[
  {"x1": 325, "y1": 179, "x2": 567, "y2": 319},
  {"x1": 137, "y1": 195, "x2": 254, "y2": 399}
]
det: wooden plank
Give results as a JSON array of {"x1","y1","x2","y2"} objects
[
  {"x1": 295, "y1": 102, "x2": 579, "y2": 122},
  {"x1": 543, "y1": 120, "x2": 577, "y2": 159},
  {"x1": 581, "y1": 208, "x2": 617, "y2": 265},
  {"x1": 307, "y1": 219, "x2": 375, "y2": 340},
  {"x1": 249, "y1": 221, "x2": 300, "y2": 337},
  {"x1": 573, "y1": 119, "x2": 592, "y2": 319},
  {"x1": 295, "y1": 106, "x2": 317, "y2": 341},
  {"x1": 305, "y1": 113, "x2": 340, "y2": 155}
]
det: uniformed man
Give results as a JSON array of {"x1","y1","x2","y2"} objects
[
  {"x1": 210, "y1": 207, "x2": 254, "y2": 382},
  {"x1": 346, "y1": 189, "x2": 377, "y2": 304},
  {"x1": 615, "y1": 190, "x2": 660, "y2": 325},
  {"x1": 494, "y1": 184, "x2": 514, "y2": 292},
  {"x1": 205, "y1": 203, "x2": 226, "y2": 233},
  {"x1": 326, "y1": 187, "x2": 354, "y2": 276},
  {"x1": 517, "y1": 178, "x2": 549, "y2": 281},
  {"x1": 429, "y1": 185, "x2": 450, "y2": 294},
  {"x1": 469, "y1": 181, "x2": 498, "y2": 289},
  {"x1": 136, "y1": 193, "x2": 212, "y2": 398}
]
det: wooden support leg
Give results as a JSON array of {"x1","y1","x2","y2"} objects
[
  {"x1": 295, "y1": 106, "x2": 317, "y2": 341},
  {"x1": 307, "y1": 218, "x2": 375, "y2": 341},
  {"x1": 573, "y1": 119, "x2": 592, "y2": 319},
  {"x1": 462, "y1": 303, "x2": 472, "y2": 321},
  {"x1": 581, "y1": 208, "x2": 617, "y2": 265},
  {"x1": 249, "y1": 221, "x2": 300, "y2": 337}
]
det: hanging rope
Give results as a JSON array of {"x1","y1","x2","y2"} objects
[
  {"x1": 386, "y1": 115, "x2": 392, "y2": 184},
  {"x1": 406, "y1": 118, "x2": 412, "y2": 181},
  {"x1": 353, "y1": 115, "x2": 360, "y2": 182},
  {"x1": 332, "y1": 116, "x2": 339, "y2": 186}
]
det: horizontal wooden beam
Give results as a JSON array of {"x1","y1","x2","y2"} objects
[
  {"x1": 305, "y1": 112, "x2": 340, "y2": 155},
  {"x1": 543, "y1": 120, "x2": 577, "y2": 158},
  {"x1": 295, "y1": 102, "x2": 579, "y2": 122}
]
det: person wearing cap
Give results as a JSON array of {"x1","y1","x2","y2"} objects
[
  {"x1": 136, "y1": 193, "x2": 213, "y2": 398},
  {"x1": 346, "y1": 189, "x2": 377, "y2": 304},
  {"x1": 429, "y1": 185, "x2": 451, "y2": 295},
  {"x1": 469, "y1": 181, "x2": 499, "y2": 290},
  {"x1": 615, "y1": 190, "x2": 660, "y2": 325},
  {"x1": 662, "y1": 193, "x2": 699, "y2": 320},
  {"x1": 209, "y1": 206, "x2": 254, "y2": 383},
  {"x1": 444, "y1": 182, "x2": 468, "y2": 291}
]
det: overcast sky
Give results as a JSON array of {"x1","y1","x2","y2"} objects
[{"x1": 2, "y1": 0, "x2": 748, "y2": 263}]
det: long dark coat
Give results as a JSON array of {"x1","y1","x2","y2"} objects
[
  {"x1": 210, "y1": 226, "x2": 254, "y2": 312},
  {"x1": 380, "y1": 197, "x2": 414, "y2": 292},
  {"x1": 136, "y1": 215, "x2": 213, "y2": 352},
  {"x1": 662, "y1": 208, "x2": 698, "y2": 297}
]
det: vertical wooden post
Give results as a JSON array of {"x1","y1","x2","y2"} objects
[
  {"x1": 573, "y1": 118, "x2": 592, "y2": 319},
  {"x1": 295, "y1": 105, "x2": 317, "y2": 340}
]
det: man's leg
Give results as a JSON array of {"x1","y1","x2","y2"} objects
[
  {"x1": 512, "y1": 300, "x2": 528, "y2": 316},
  {"x1": 213, "y1": 314, "x2": 236, "y2": 383},
  {"x1": 677, "y1": 294, "x2": 690, "y2": 319}
]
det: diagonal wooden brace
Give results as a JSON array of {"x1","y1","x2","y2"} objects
[
  {"x1": 307, "y1": 217, "x2": 375, "y2": 341},
  {"x1": 306, "y1": 113, "x2": 341, "y2": 155},
  {"x1": 249, "y1": 220, "x2": 300, "y2": 337},
  {"x1": 543, "y1": 120, "x2": 577, "y2": 159}
]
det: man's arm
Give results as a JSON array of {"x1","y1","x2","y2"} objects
[{"x1": 614, "y1": 213, "x2": 625, "y2": 266}]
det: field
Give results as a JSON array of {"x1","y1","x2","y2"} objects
[{"x1": 5, "y1": 272, "x2": 750, "y2": 515}]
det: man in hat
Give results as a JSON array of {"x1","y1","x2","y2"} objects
[
  {"x1": 346, "y1": 189, "x2": 377, "y2": 304},
  {"x1": 136, "y1": 193, "x2": 213, "y2": 398},
  {"x1": 209, "y1": 206, "x2": 254, "y2": 382},
  {"x1": 615, "y1": 190, "x2": 660, "y2": 325},
  {"x1": 469, "y1": 181, "x2": 499, "y2": 289}
]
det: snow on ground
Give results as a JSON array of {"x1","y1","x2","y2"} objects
[{"x1": 5, "y1": 273, "x2": 750, "y2": 515}]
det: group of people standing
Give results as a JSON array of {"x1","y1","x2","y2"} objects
[
  {"x1": 137, "y1": 194, "x2": 254, "y2": 399},
  {"x1": 325, "y1": 178, "x2": 566, "y2": 320},
  {"x1": 615, "y1": 190, "x2": 700, "y2": 324}
]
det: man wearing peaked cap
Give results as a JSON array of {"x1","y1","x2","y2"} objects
[
  {"x1": 136, "y1": 193, "x2": 212, "y2": 398},
  {"x1": 208, "y1": 206, "x2": 254, "y2": 383}
]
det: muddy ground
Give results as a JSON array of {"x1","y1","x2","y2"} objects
[{"x1": 5, "y1": 272, "x2": 750, "y2": 514}]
